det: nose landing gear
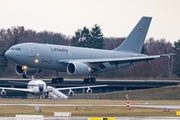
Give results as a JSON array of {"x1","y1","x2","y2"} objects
[{"x1": 23, "y1": 73, "x2": 29, "y2": 78}]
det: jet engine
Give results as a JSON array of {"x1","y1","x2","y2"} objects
[
  {"x1": 1, "y1": 89, "x2": 6, "y2": 96},
  {"x1": 68, "y1": 89, "x2": 74, "y2": 96},
  {"x1": 15, "y1": 65, "x2": 41, "y2": 78},
  {"x1": 86, "y1": 87, "x2": 92, "y2": 94},
  {"x1": 67, "y1": 62, "x2": 91, "y2": 75}
]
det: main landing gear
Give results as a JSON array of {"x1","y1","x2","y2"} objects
[
  {"x1": 52, "y1": 71, "x2": 64, "y2": 84},
  {"x1": 84, "y1": 77, "x2": 96, "y2": 84},
  {"x1": 52, "y1": 77, "x2": 64, "y2": 84}
]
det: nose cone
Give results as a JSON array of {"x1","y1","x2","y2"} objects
[
  {"x1": 5, "y1": 50, "x2": 10, "y2": 59},
  {"x1": 39, "y1": 86, "x2": 44, "y2": 92},
  {"x1": 4, "y1": 50, "x2": 16, "y2": 63}
]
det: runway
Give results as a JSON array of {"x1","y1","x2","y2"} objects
[
  {"x1": 0, "y1": 117, "x2": 180, "y2": 120},
  {"x1": 0, "y1": 103, "x2": 180, "y2": 109},
  {"x1": 46, "y1": 117, "x2": 180, "y2": 120}
]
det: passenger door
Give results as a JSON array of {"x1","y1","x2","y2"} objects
[{"x1": 28, "y1": 46, "x2": 35, "y2": 57}]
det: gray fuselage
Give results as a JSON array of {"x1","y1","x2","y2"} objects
[{"x1": 6, "y1": 43, "x2": 143, "y2": 74}]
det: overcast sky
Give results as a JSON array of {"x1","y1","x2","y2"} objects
[{"x1": 0, "y1": 0, "x2": 180, "y2": 43}]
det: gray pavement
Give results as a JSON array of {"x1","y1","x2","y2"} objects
[
  {"x1": 43, "y1": 117, "x2": 180, "y2": 120},
  {"x1": 1, "y1": 117, "x2": 180, "y2": 120}
]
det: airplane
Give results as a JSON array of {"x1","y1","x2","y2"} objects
[
  {"x1": 0, "y1": 76, "x2": 107, "y2": 99},
  {"x1": 4, "y1": 16, "x2": 173, "y2": 84}
]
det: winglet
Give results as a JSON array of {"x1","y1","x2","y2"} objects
[{"x1": 160, "y1": 53, "x2": 175, "y2": 59}]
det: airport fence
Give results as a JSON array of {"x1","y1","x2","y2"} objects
[{"x1": 69, "y1": 94, "x2": 180, "y2": 100}]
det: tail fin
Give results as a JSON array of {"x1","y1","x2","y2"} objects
[{"x1": 113, "y1": 16, "x2": 152, "y2": 53}]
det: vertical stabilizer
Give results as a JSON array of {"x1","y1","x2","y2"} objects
[
  {"x1": 31, "y1": 76, "x2": 34, "y2": 81},
  {"x1": 113, "y1": 16, "x2": 152, "y2": 53}
]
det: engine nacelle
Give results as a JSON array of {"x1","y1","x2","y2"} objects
[
  {"x1": 15, "y1": 65, "x2": 24, "y2": 75},
  {"x1": 1, "y1": 89, "x2": 6, "y2": 96},
  {"x1": 67, "y1": 62, "x2": 91, "y2": 75},
  {"x1": 68, "y1": 89, "x2": 74, "y2": 96},
  {"x1": 87, "y1": 87, "x2": 92, "y2": 94},
  {"x1": 15, "y1": 65, "x2": 39, "y2": 78}
]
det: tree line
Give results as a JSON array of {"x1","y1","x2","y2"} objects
[{"x1": 0, "y1": 25, "x2": 179, "y2": 79}]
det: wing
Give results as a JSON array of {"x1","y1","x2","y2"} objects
[
  {"x1": 58, "y1": 53, "x2": 172, "y2": 66},
  {"x1": 0, "y1": 87, "x2": 33, "y2": 92},
  {"x1": 59, "y1": 55, "x2": 159, "y2": 63},
  {"x1": 55, "y1": 85, "x2": 107, "y2": 91},
  {"x1": 8, "y1": 81, "x2": 28, "y2": 84}
]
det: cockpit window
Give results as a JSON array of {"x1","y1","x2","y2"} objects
[{"x1": 10, "y1": 48, "x2": 21, "y2": 51}]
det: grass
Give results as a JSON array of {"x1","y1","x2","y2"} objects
[
  {"x1": 0, "y1": 99, "x2": 180, "y2": 105},
  {"x1": 70, "y1": 85, "x2": 180, "y2": 100},
  {"x1": 0, "y1": 99, "x2": 180, "y2": 117},
  {"x1": 0, "y1": 106, "x2": 178, "y2": 117},
  {"x1": 0, "y1": 86, "x2": 180, "y2": 117}
]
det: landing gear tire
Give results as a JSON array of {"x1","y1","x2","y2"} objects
[
  {"x1": 52, "y1": 78, "x2": 56, "y2": 84},
  {"x1": 84, "y1": 78, "x2": 88, "y2": 84},
  {"x1": 59, "y1": 77, "x2": 64, "y2": 83},
  {"x1": 87, "y1": 78, "x2": 91, "y2": 84},
  {"x1": 91, "y1": 77, "x2": 96, "y2": 83},
  {"x1": 55, "y1": 78, "x2": 60, "y2": 83}
]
